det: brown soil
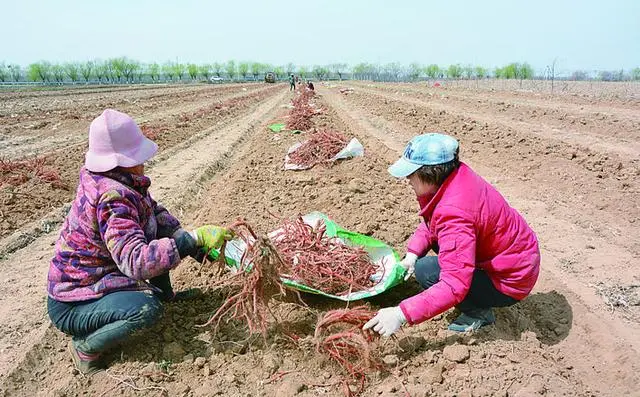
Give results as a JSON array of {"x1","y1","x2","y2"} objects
[{"x1": 0, "y1": 82, "x2": 638, "y2": 397}]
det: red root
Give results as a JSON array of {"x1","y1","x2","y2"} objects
[
  {"x1": 288, "y1": 128, "x2": 349, "y2": 169},
  {"x1": 272, "y1": 217, "x2": 379, "y2": 295},
  {"x1": 198, "y1": 219, "x2": 290, "y2": 337},
  {"x1": 286, "y1": 88, "x2": 316, "y2": 131},
  {"x1": 0, "y1": 156, "x2": 66, "y2": 188},
  {"x1": 315, "y1": 306, "x2": 382, "y2": 396},
  {"x1": 140, "y1": 124, "x2": 168, "y2": 140}
]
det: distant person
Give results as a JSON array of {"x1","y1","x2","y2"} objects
[
  {"x1": 289, "y1": 74, "x2": 295, "y2": 91},
  {"x1": 307, "y1": 81, "x2": 315, "y2": 91},
  {"x1": 364, "y1": 133, "x2": 540, "y2": 336},
  {"x1": 47, "y1": 109, "x2": 234, "y2": 375}
]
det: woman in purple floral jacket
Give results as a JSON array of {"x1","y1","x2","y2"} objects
[{"x1": 47, "y1": 109, "x2": 230, "y2": 375}]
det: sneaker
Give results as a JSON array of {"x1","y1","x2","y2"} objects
[
  {"x1": 68, "y1": 341, "x2": 104, "y2": 376},
  {"x1": 447, "y1": 308, "x2": 496, "y2": 332}
]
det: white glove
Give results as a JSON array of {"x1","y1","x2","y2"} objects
[
  {"x1": 400, "y1": 253, "x2": 419, "y2": 281},
  {"x1": 362, "y1": 306, "x2": 407, "y2": 337}
]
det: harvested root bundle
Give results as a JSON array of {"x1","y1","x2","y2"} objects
[
  {"x1": 140, "y1": 124, "x2": 168, "y2": 140},
  {"x1": 0, "y1": 156, "x2": 65, "y2": 188},
  {"x1": 315, "y1": 306, "x2": 382, "y2": 396},
  {"x1": 198, "y1": 219, "x2": 290, "y2": 336},
  {"x1": 287, "y1": 129, "x2": 350, "y2": 169},
  {"x1": 272, "y1": 217, "x2": 379, "y2": 295},
  {"x1": 286, "y1": 89, "x2": 316, "y2": 131}
]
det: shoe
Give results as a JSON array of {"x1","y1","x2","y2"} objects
[
  {"x1": 68, "y1": 341, "x2": 104, "y2": 376},
  {"x1": 447, "y1": 308, "x2": 495, "y2": 332}
]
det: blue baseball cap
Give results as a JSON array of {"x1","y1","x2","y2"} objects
[{"x1": 388, "y1": 133, "x2": 459, "y2": 178}]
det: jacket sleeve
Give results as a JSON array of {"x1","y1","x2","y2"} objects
[
  {"x1": 97, "y1": 190, "x2": 181, "y2": 281},
  {"x1": 152, "y1": 196, "x2": 182, "y2": 239},
  {"x1": 399, "y1": 207, "x2": 476, "y2": 325},
  {"x1": 406, "y1": 221, "x2": 433, "y2": 256}
]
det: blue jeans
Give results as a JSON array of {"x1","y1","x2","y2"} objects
[
  {"x1": 414, "y1": 256, "x2": 518, "y2": 314},
  {"x1": 47, "y1": 290, "x2": 163, "y2": 355}
]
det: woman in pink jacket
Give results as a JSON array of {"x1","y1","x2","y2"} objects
[{"x1": 365, "y1": 133, "x2": 540, "y2": 335}]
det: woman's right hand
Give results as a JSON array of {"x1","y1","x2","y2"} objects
[{"x1": 400, "y1": 252, "x2": 419, "y2": 281}]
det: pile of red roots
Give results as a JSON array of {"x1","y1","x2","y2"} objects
[
  {"x1": 272, "y1": 217, "x2": 379, "y2": 295},
  {"x1": 140, "y1": 124, "x2": 168, "y2": 140},
  {"x1": 315, "y1": 306, "x2": 383, "y2": 396},
  {"x1": 286, "y1": 88, "x2": 316, "y2": 131},
  {"x1": 287, "y1": 128, "x2": 350, "y2": 169},
  {"x1": 199, "y1": 219, "x2": 291, "y2": 336},
  {"x1": 0, "y1": 156, "x2": 65, "y2": 188}
]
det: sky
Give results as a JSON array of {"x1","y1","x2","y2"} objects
[{"x1": 2, "y1": 0, "x2": 639, "y2": 74}]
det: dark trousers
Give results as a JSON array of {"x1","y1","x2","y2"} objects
[
  {"x1": 48, "y1": 287, "x2": 164, "y2": 355},
  {"x1": 290, "y1": 82, "x2": 295, "y2": 91},
  {"x1": 414, "y1": 256, "x2": 518, "y2": 313}
]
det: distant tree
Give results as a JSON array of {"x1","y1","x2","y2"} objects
[
  {"x1": 148, "y1": 63, "x2": 160, "y2": 82},
  {"x1": 212, "y1": 62, "x2": 223, "y2": 77},
  {"x1": 8, "y1": 64, "x2": 22, "y2": 81},
  {"x1": 79, "y1": 61, "x2": 93, "y2": 82},
  {"x1": 632, "y1": 67, "x2": 640, "y2": 81},
  {"x1": 447, "y1": 64, "x2": 463, "y2": 79},
  {"x1": 570, "y1": 70, "x2": 589, "y2": 81},
  {"x1": 274, "y1": 66, "x2": 285, "y2": 79},
  {"x1": 108, "y1": 58, "x2": 125, "y2": 82},
  {"x1": 0, "y1": 63, "x2": 8, "y2": 82},
  {"x1": 285, "y1": 62, "x2": 295, "y2": 76},
  {"x1": 546, "y1": 58, "x2": 558, "y2": 93},
  {"x1": 238, "y1": 62, "x2": 250, "y2": 80},
  {"x1": 172, "y1": 63, "x2": 186, "y2": 80},
  {"x1": 516, "y1": 62, "x2": 534, "y2": 87},
  {"x1": 134, "y1": 65, "x2": 145, "y2": 82},
  {"x1": 330, "y1": 63, "x2": 348, "y2": 80},
  {"x1": 124, "y1": 60, "x2": 140, "y2": 83},
  {"x1": 187, "y1": 63, "x2": 198, "y2": 80},
  {"x1": 28, "y1": 62, "x2": 51, "y2": 82},
  {"x1": 198, "y1": 64, "x2": 212, "y2": 80},
  {"x1": 51, "y1": 64, "x2": 65, "y2": 83},
  {"x1": 351, "y1": 63, "x2": 367, "y2": 79},
  {"x1": 408, "y1": 62, "x2": 422, "y2": 80},
  {"x1": 298, "y1": 65, "x2": 308, "y2": 79},
  {"x1": 474, "y1": 66, "x2": 487, "y2": 79},
  {"x1": 312, "y1": 65, "x2": 328, "y2": 80},
  {"x1": 352, "y1": 63, "x2": 378, "y2": 80},
  {"x1": 64, "y1": 62, "x2": 80, "y2": 82},
  {"x1": 424, "y1": 64, "x2": 440, "y2": 80},
  {"x1": 225, "y1": 60, "x2": 236, "y2": 80},
  {"x1": 384, "y1": 63, "x2": 403, "y2": 81},
  {"x1": 463, "y1": 65, "x2": 474, "y2": 79},
  {"x1": 250, "y1": 62, "x2": 263, "y2": 80},
  {"x1": 94, "y1": 61, "x2": 109, "y2": 83},
  {"x1": 162, "y1": 62, "x2": 176, "y2": 81}
]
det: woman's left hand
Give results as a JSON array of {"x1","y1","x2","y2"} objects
[{"x1": 190, "y1": 225, "x2": 234, "y2": 252}]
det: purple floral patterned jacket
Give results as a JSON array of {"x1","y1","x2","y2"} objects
[{"x1": 47, "y1": 167, "x2": 183, "y2": 302}]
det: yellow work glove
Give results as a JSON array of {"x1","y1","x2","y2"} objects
[{"x1": 190, "y1": 225, "x2": 234, "y2": 252}]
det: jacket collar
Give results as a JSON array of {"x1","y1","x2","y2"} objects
[
  {"x1": 85, "y1": 167, "x2": 151, "y2": 195},
  {"x1": 417, "y1": 162, "x2": 465, "y2": 220}
]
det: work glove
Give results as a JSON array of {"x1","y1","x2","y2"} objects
[
  {"x1": 400, "y1": 252, "x2": 419, "y2": 281},
  {"x1": 363, "y1": 306, "x2": 407, "y2": 337},
  {"x1": 190, "y1": 225, "x2": 234, "y2": 253}
]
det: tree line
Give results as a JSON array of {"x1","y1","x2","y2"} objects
[{"x1": 1, "y1": 58, "x2": 639, "y2": 84}]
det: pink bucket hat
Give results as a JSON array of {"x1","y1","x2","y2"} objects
[{"x1": 85, "y1": 109, "x2": 158, "y2": 172}]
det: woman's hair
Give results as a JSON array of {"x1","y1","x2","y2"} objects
[{"x1": 414, "y1": 148, "x2": 460, "y2": 186}]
